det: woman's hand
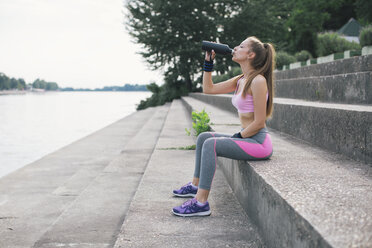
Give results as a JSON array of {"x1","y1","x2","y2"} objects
[
  {"x1": 231, "y1": 132, "x2": 243, "y2": 138},
  {"x1": 205, "y1": 50, "x2": 216, "y2": 61}
]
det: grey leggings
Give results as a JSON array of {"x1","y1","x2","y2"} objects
[{"x1": 194, "y1": 128, "x2": 273, "y2": 190}]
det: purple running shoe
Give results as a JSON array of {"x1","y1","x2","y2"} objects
[
  {"x1": 173, "y1": 182, "x2": 198, "y2": 197},
  {"x1": 172, "y1": 198, "x2": 211, "y2": 217}
]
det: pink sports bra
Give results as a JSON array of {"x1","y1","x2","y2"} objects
[{"x1": 231, "y1": 76, "x2": 268, "y2": 113}]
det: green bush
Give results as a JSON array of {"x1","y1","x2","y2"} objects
[
  {"x1": 212, "y1": 74, "x2": 230, "y2": 84},
  {"x1": 275, "y1": 51, "x2": 296, "y2": 69},
  {"x1": 316, "y1": 32, "x2": 361, "y2": 57},
  {"x1": 136, "y1": 82, "x2": 188, "y2": 110},
  {"x1": 185, "y1": 109, "x2": 211, "y2": 136},
  {"x1": 295, "y1": 50, "x2": 312, "y2": 62},
  {"x1": 230, "y1": 66, "x2": 242, "y2": 77},
  {"x1": 360, "y1": 25, "x2": 372, "y2": 46}
]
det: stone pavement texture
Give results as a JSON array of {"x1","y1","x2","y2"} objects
[{"x1": 114, "y1": 99, "x2": 264, "y2": 248}]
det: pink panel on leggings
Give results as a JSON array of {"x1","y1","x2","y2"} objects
[{"x1": 233, "y1": 134, "x2": 272, "y2": 158}]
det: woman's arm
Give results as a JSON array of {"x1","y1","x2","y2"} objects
[
  {"x1": 240, "y1": 75, "x2": 268, "y2": 138},
  {"x1": 202, "y1": 50, "x2": 238, "y2": 95},
  {"x1": 203, "y1": 74, "x2": 239, "y2": 94}
]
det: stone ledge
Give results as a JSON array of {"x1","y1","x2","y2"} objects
[{"x1": 362, "y1": 46, "x2": 372, "y2": 56}]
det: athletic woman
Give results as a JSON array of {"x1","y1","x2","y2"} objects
[{"x1": 172, "y1": 36, "x2": 275, "y2": 217}]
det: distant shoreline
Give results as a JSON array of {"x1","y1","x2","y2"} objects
[{"x1": 0, "y1": 90, "x2": 149, "y2": 96}]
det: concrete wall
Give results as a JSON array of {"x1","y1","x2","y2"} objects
[
  {"x1": 267, "y1": 103, "x2": 372, "y2": 164},
  {"x1": 276, "y1": 54, "x2": 372, "y2": 80},
  {"x1": 218, "y1": 158, "x2": 332, "y2": 248},
  {"x1": 275, "y1": 72, "x2": 372, "y2": 104}
]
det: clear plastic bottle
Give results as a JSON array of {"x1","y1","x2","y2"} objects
[{"x1": 201, "y1": 41, "x2": 233, "y2": 55}]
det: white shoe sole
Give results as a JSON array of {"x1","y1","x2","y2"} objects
[
  {"x1": 172, "y1": 193, "x2": 196, "y2": 198},
  {"x1": 172, "y1": 209, "x2": 211, "y2": 217}
]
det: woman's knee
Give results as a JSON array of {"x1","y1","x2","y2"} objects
[
  {"x1": 202, "y1": 138, "x2": 217, "y2": 153},
  {"x1": 197, "y1": 132, "x2": 215, "y2": 145}
]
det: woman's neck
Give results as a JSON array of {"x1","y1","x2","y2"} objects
[{"x1": 240, "y1": 61, "x2": 254, "y2": 79}]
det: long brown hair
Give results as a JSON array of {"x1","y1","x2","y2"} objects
[{"x1": 234, "y1": 36, "x2": 275, "y2": 117}]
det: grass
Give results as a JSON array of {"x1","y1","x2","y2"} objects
[
  {"x1": 210, "y1": 123, "x2": 240, "y2": 126},
  {"x1": 157, "y1": 144, "x2": 196, "y2": 150}
]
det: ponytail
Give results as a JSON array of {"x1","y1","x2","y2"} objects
[{"x1": 262, "y1": 42, "x2": 275, "y2": 118}]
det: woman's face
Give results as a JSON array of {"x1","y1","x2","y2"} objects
[{"x1": 232, "y1": 38, "x2": 253, "y2": 63}]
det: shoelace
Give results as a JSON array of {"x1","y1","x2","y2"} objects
[
  {"x1": 182, "y1": 198, "x2": 197, "y2": 208},
  {"x1": 181, "y1": 185, "x2": 192, "y2": 193},
  {"x1": 181, "y1": 182, "x2": 191, "y2": 188}
]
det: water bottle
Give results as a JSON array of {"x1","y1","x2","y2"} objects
[{"x1": 201, "y1": 41, "x2": 233, "y2": 55}]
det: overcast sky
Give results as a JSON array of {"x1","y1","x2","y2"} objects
[{"x1": 0, "y1": 0, "x2": 163, "y2": 89}]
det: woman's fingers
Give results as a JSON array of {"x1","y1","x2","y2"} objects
[
  {"x1": 211, "y1": 50, "x2": 216, "y2": 60},
  {"x1": 205, "y1": 50, "x2": 216, "y2": 61},
  {"x1": 205, "y1": 51, "x2": 211, "y2": 61}
]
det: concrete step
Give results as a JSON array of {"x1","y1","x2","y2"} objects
[
  {"x1": 188, "y1": 93, "x2": 372, "y2": 164},
  {"x1": 114, "y1": 99, "x2": 265, "y2": 248},
  {"x1": 275, "y1": 54, "x2": 372, "y2": 80},
  {"x1": 270, "y1": 98, "x2": 372, "y2": 164},
  {"x1": 181, "y1": 95, "x2": 372, "y2": 248},
  {"x1": 275, "y1": 71, "x2": 372, "y2": 104},
  {"x1": 0, "y1": 105, "x2": 169, "y2": 248}
]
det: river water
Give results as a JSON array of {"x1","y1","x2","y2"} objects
[{"x1": 0, "y1": 91, "x2": 151, "y2": 179}]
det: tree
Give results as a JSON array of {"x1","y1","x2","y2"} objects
[
  {"x1": 217, "y1": 0, "x2": 290, "y2": 72},
  {"x1": 127, "y1": 0, "x2": 364, "y2": 109},
  {"x1": 0, "y1": 73, "x2": 27, "y2": 90},
  {"x1": 45, "y1": 82, "x2": 58, "y2": 91},
  {"x1": 126, "y1": 0, "x2": 221, "y2": 91},
  {"x1": 18, "y1": 78, "x2": 26, "y2": 90},
  {"x1": 0, "y1": 73, "x2": 9, "y2": 90},
  {"x1": 286, "y1": 0, "x2": 334, "y2": 55},
  {"x1": 323, "y1": 0, "x2": 357, "y2": 31},
  {"x1": 10, "y1": 78, "x2": 18, "y2": 89},
  {"x1": 126, "y1": 0, "x2": 292, "y2": 90},
  {"x1": 355, "y1": 0, "x2": 372, "y2": 25},
  {"x1": 32, "y1": 78, "x2": 59, "y2": 90}
]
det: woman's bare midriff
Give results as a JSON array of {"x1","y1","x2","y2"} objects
[{"x1": 239, "y1": 112, "x2": 255, "y2": 129}]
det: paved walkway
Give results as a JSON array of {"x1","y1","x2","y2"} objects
[{"x1": 114, "y1": 100, "x2": 263, "y2": 248}]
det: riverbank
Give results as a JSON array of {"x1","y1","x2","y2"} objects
[
  {"x1": 0, "y1": 90, "x2": 27, "y2": 95},
  {"x1": 0, "y1": 89, "x2": 50, "y2": 95}
]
